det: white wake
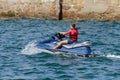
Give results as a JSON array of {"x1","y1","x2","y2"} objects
[
  {"x1": 21, "y1": 41, "x2": 52, "y2": 55},
  {"x1": 106, "y1": 54, "x2": 120, "y2": 59},
  {"x1": 21, "y1": 41, "x2": 62, "y2": 55}
]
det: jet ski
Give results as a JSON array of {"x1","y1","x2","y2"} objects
[{"x1": 36, "y1": 33, "x2": 95, "y2": 57}]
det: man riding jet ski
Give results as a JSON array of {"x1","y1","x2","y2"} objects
[
  {"x1": 36, "y1": 24, "x2": 94, "y2": 57},
  {"x1": 53, "y1": 24, "x2": 78, "y2": 49}
]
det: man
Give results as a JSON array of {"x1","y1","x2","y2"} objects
[{"x1": 53, "y1": 24, "x2": 78, "y2": 49}]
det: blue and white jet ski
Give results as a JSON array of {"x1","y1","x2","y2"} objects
[{"x1": 36, "y1": 33, "x2": 94, "y2": 57}]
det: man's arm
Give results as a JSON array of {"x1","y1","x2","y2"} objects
[
  {"x1": 59, "y1": 32, "x2": 66, "y2": 35},
  {"x1": 59, "y1": 30, "x2": 71, "y2": 35}
]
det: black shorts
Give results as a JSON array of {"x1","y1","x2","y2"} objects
[{"x1": 67, "y1": 39, "x2": 73, "y2": 44}]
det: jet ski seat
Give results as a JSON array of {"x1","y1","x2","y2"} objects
[{"x1": 63, "y1": 41, "x2": 90, "y2": 49}]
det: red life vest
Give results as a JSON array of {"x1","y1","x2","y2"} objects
[{"x1": 65, "y1": 28, "x2": 78, "y2": 42}]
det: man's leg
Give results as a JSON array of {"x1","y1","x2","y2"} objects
[{"x1": 53, "y1": 40, "x2": 68, "y2": 49}]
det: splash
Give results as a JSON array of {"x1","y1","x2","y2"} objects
[
  {"x1": 20, "y1": 41, "x2": 61, "y2": 55},
  {"x1": 21, "y1": 41, "x2": 44, "y2": 55},
  {"x1": 106, "y1": 54, "x2": 120, "y2": 59},
  {"x1": 91, "y1": 51, "x2": 120, "y2": 59}
]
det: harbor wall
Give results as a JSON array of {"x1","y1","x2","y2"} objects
[{"x1": 0, "y1": 0, "x2": 120, "y2": 20}]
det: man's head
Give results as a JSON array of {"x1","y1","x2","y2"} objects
[{"x1": 70, "y1": 24, "x2": 75, "y2": 29}]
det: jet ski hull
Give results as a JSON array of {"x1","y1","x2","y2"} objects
[
  {"x1": 36, "y1": 33, "x2": 96, "y2": 57},
  {"x1": 36, "y1": 38, "x2": 94, "y2": 57}
]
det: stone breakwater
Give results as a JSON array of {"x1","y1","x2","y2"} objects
[{"x1": 0, "y1": 0, "x2": 120, "y2": 20}]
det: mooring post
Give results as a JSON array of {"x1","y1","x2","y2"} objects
[{"x1": 56, "y1": 0, "x2": 62, "y2": 20}]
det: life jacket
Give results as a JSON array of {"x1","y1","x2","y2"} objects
[{"x1": 65, "y1": 28, "x2": 78, "y2": 42}]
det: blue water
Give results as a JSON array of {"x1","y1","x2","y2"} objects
[{"x1": 0, "y1": 17, "x2": 120, "y2": 80}]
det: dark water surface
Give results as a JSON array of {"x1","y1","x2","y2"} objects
[{"x1": 0, "y1": 17, "x2": 120, "y2": 80}]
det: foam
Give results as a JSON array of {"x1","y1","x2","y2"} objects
[
  {"x1": 21, "y1": 41, "x2": 43, "y2": 55},
  {"x1": 106, "y1": 54, "x2": 120, "y2": 59}
]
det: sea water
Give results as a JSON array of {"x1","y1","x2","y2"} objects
[{"x1": 0, "y1": 17, "x2": 120, "y2": 80}]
